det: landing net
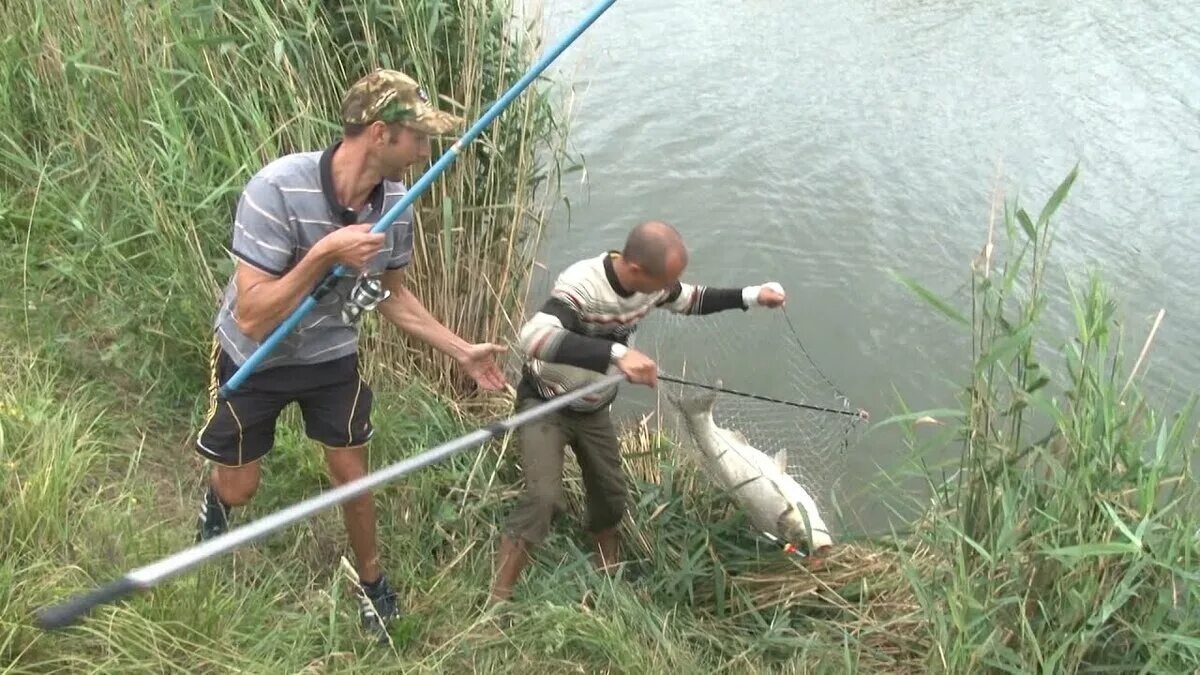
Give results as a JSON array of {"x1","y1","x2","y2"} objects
[{"x1": 620, "y1": 304, "x2": 867, "y2": 518}]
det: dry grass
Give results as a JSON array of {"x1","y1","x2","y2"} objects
[{"x1": 507, "y1": 409, "x2": 939, "y2": 672}]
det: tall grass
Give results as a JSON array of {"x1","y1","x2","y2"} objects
[
  {"x1": 0, "y1": 0, "x2": 563, "y2": 404},
  {"x1": 885, "y1": 168, "x2": 1200, "y2": 672}
]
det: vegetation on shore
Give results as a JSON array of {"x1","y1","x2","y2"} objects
[
  {"x1": 1, "y1": 0, "x2": 1196, "y2": 672},
  {"x1": 883, "y1": 168, "x2": 1199, "y2": 672},
  {"x1": 0, "y1": 0, "x2": 560, "y2": 404}
]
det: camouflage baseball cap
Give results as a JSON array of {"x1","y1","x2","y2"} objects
[{"x1": 340, "y1": 69, "x2": 464, "y2": 135}]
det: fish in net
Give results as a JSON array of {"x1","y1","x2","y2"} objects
[{"x1": 613, "y1": 303, "x2": 868, "y2": 527}]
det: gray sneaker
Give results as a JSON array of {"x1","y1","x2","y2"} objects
[{"x1": 357, "y1": 574, "x2": 399, "y2": 643}]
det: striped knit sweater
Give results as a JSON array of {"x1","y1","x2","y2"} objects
[{"x1": 516, "y1": 251, "x2": 769, "y2": 412}]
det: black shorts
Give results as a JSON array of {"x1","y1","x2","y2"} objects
[{"x1": 195, "y1": 345, "x2": 374, "y2": 466}]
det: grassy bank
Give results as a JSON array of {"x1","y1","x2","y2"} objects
[
  {"x1": 5, "y1": 160, "x2": 1196, "y2": 671},
  {"x1": 4, "y1": 199, "x2": 1196, "y2": 671},
  {"x1": 2, "y1": 0, "x2": 1198, "y2": 672}
]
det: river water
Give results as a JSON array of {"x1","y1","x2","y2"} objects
[{"x1": 523, "y1": 0, "x2": 1200, "y2": 533}]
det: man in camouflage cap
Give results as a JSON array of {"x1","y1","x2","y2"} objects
[
  {"x1": 340, "y1": 68, "x2": 464, "y2": 135},
  {"x1": 192, "y1": 67, "x2": 502, "y2": 644}
]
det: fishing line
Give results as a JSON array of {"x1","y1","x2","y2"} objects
[
  {"x1": 760, "y1": 530, "x2": 807, "y2": 558},
  {"x1": 776, "y1": 304, "x2": 865, "y2": 464},
  {"x1": 781, "y1": 304, "x2": 845, "y2": 403}
]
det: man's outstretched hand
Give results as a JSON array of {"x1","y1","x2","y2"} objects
[
  {"x1": 756, "y1": 282, "x2": 787, "y2": 308},
  {"x1": 458, "y1": 343, "x2": 509, "y2": 391}
]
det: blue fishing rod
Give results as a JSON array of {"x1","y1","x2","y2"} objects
[
  {"x1": 34, "y1": 0, "x2": 619, "y2": 630},
  {"x1": 220, "y1": 0, "x2": 618, "y2": 396}
]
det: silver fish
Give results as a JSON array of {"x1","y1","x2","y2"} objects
[{"x1": 670, "y1": 382, "x2": 834, "y2": 555}]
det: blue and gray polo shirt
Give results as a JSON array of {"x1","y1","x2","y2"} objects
[{"x1": 213, "y1": 142, "x2": 414, "y2": 369}]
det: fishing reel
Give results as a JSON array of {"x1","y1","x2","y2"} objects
[{"x1": 341, "y1": 274, "x2": 391, "y2": 325}]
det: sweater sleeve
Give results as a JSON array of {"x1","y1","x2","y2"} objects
[
  {"x1": 518, "y1": 296, "x2": 616, "y2": 374},
  {"x1": 655, "y1": 281, "x2": 752, "y2": 315}
]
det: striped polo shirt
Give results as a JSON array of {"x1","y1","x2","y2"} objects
[
  {"x1": 516, "y1": 251, "x2": 760, "y2": 412},
  {"x1": 212, "y1": 142, "x2": 413, "y2": 369}
]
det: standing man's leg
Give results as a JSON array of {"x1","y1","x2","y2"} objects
[
  {"x1": 199, "y1": 463, "x2": 262, "y2": 540},
  {"x1": 324, "y1": 444, "x2": 382, "y2": 582},
  {"x1": 571, "y1": 406, "x2": 628, "y2": 573},
  {"x1": 297, "y1": 355, "x2": 397, "y2": 638},
  {"x1": 490, "y1": 398, "x2": 569, "y2": 603},
  {"x1": 195, "y1": 344, "x2": 286, "y2": 541},
  {"x1": 325, "y1": 442, "x2": 397, "y2": 639}
]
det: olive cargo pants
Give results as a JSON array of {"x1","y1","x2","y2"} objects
[{"x1": 503, "y1": 397, "x2": 627, "y2": 545}]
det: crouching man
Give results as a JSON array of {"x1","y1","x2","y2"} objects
[{"x1": 489, "y1": 220, "x2": 786, "y2": 602}]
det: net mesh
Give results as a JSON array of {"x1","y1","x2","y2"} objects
[{"x1": 613, "y1": 304, "x2": 868, "y2": 517}]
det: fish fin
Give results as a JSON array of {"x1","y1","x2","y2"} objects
[
  {"x1": 726, "y1": 427, "x2": 750, "y2": 445},
  {"x1": 774, "y1": 449, "x2": 789, "y2": 472},
  {"x1": 766, "y1": 477, "x2": 792, "y2": 501}
]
